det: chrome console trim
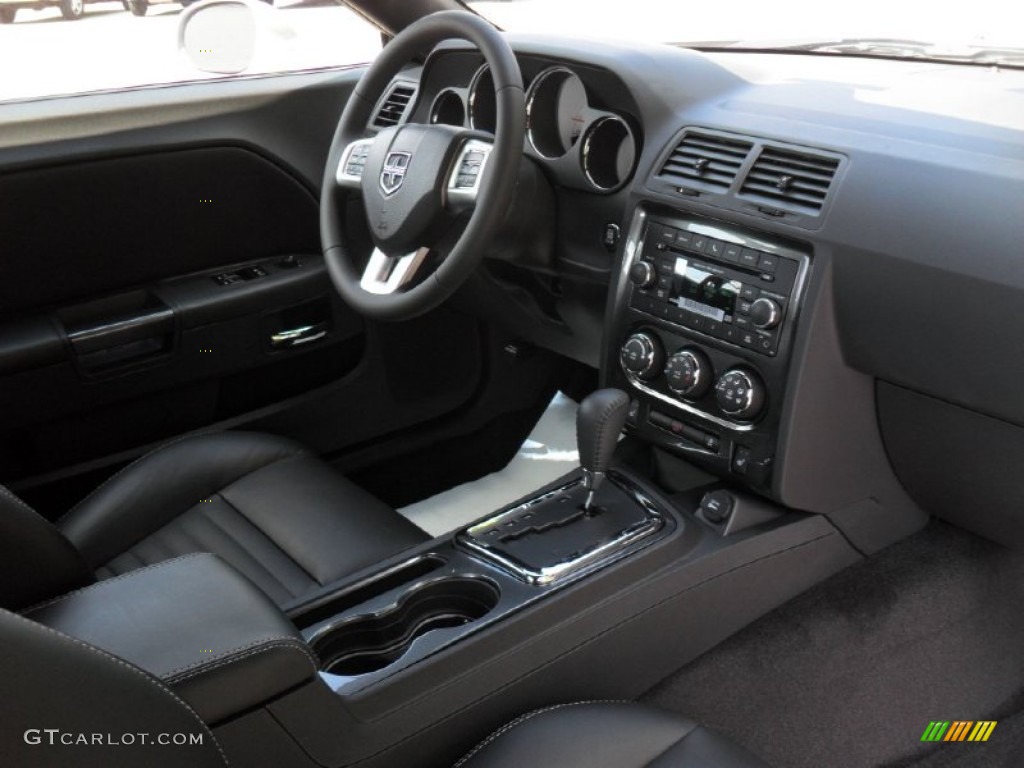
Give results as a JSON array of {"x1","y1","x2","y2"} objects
[{"x1": 455, "y1": 471, "x2": 667, "y2": 586}]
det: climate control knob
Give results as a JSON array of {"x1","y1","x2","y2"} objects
[
  {"x1": 664, "y1": 348, "x2": 712, "y2": 399},
  {"x1": 715, "y1": 368, "x2": 766, "y2": 420},
  {"x1": 620, "y1": 332, "x2": 664, "y2": 380},
  {"x1": 629, "y1": 260, "x2": 657, "y2": 289},
  {"x1": 749, "y1": 297, "x2": 782, "y2": 330}
]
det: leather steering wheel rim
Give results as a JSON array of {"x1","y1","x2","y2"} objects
[{"x1": 320, "y1": 11, "x2": 525, "y2": 321}]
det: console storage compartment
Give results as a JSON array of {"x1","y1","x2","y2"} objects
[
  {"x1": 310, "y1": 577, "x2": 499, "y2": 676},
  {"x1": 25, "y1": 553, "x2": 317, "y2": 724}
]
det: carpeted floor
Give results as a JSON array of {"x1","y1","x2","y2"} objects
[{"x1": 642, "y1": 521, "x2": 1024, "y2": 768}]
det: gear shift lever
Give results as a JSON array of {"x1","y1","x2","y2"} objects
[{"x1": 577, "y1": 389, "x2": 631, "y2": 511}]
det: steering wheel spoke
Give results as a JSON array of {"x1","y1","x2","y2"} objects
[
  {"x1": 445, "y1": 139, "x2": 494, "y2": 210},
  {"x1": 335, "y1": 138, "x2": 376, "y2": 190},
  {"x1": 359, "y1": 247, "x2": 431, "y2": 295}
]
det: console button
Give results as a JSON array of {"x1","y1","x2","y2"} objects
[
  {"x1": 740, "y1": 284, "x2": 759, "y2": 301},
  {"x1": 716, "y1": 369, "x2": 766, "y2": 420},
  {"x1": 691, "y1": 235, "x2": 707, "y2": 252},
  {"x1": 705, "y1": 238, "x2": 725, "y2": 259},
  {"x1": 675, "y1": 230, "x2": 693, "y2": 247},
  {"x1": 732, "y1": 446, "x2": 752, "y2": 475},
  {"x1": 723, "y1": 244, "x2": 742, "y2": 263},
  {"x1": 700, "y1": 490, "x2": 734, "y2": 523},
  {"x1": 664, "y1": 348, "x2": 712, "y2": 399}
]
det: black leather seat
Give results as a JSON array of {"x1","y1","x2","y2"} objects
[
  {"x1": 456, "y1": 702, "x2": 769, "y2": 767},
  {"x1": 0, "y1": 431, "x2": 427, "y2": 611}
]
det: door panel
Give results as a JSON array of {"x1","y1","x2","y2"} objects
[{"x1": 0, "y1": 70, "x2": 508, "y2": 515}]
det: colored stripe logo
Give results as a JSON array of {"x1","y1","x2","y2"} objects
[{"x1": 921, "y1": 721, "x2": 997, "y2": 742}]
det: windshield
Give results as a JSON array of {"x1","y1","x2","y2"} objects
[{"x1": 467, "y1": 0, "x2": 1024, "y2": 66}]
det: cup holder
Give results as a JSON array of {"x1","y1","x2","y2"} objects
[{"x1": 311, "y1": 577, "x2": 499, "y2": 676}]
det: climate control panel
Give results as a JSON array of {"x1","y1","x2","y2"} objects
[
  {"x1": 606, "y1": 205, "x2": 812, "y2": 493},
  {"x1": 618, "y1": 331, "x2": 767, "y2": 424}
]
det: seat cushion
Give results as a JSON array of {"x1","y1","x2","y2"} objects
[
  {"x1": 455, "y1": 702, "x2": 769, "y2": 768},
  {"x1": 58, "y1": 431, "x2": 428, "y2": 606}
]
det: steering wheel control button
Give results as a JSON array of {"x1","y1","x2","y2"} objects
[
  {"x1": 715, "y1": 368, "x2": 766, "y2": 420},
  {"x1": 344, "y1": 142, "x2": 371, "y2": 177},
  {"x1": 750, "y1": 297, "x2": 782, "y2": 329},
  {"x1": 620, "y1": 332, "x2": 664, "y2": 380},
  {"x1": 664, "y1": 348, "x2": 712, "y2": 399}
]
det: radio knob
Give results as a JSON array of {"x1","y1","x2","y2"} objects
[
  {"x1": 749, "y1": 297, "x2": 782, "y2": 330},
  {"x1": 620, "y1": 332, "x2": 664, "y2": 380},
  {"x1": 629, "y1": 261, "x2": 657, "y2": 289},
  {"x1": 715, "y1": 368, "x2": 766, "y2": 420},
  {"x1": 664, "y1": 348, "x2": 712, "y2": 399}
]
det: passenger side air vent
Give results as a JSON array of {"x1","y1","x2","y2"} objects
[
  {"x1": 656, "y1": 131, "x2": 753, "y2": 191},
  {"x1": 373, "y1": 83, "x2": 416, "y2": 128},
  {"x1": 739, "y1": 147, "x2": 839, "y2": 214}
]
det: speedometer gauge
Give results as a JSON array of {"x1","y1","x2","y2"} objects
[{"x1": 526, "y1": 67, "x2": 589, "y2": 158}]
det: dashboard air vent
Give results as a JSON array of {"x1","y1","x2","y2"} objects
[
  {"x1": 739, "y1": 147, "x2": 839, "y2": 214},
  {"x1": 373, "y1": 83, "x2": 416, "y2": 128},
  {"x1": 656, "y1": 131, "x2": 753, "y2": 191}
]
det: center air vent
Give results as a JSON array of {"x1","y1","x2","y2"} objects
[
  {"x1": 373, "y1": 83, "x2": 416, "y2": 128},
  {"x1": 739, "y1": 147, "x2": 839, "y2": 214},
  {"x1": 656, "y1": 131, "x2": 753, "y2": 191}
]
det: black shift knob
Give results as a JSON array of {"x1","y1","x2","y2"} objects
[{"x1": 577, "y1": 389, "x2": 630, "y2": 506}]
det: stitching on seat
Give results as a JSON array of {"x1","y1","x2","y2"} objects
[
  {"x1": 59, "y1": 430, "x2": 227, "y2": 523},
  {"x1": 0, "y1": 484, "x2": 65, "y2": 535},
  {"x1": 59, "y1": 430, "x2": 310, "y2": 524},
  {"x1": 3, "y1": 610, "x2": 229, "y2": 766},
  {"x1": 452, "y1": 699, "x2": 635, "y2": 768},
  {"x1": 162, "y1": 635, "x2": 319, "y2": 680},
  {"x1": 20, "y1": 553, "x2": 209, "y2": 615}
]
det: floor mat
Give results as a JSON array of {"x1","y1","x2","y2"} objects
[
  {"x1": 642, "y1": 522, "x2": 1024, "y2": 768},
  {"x1": 398, "y1": 393, "x2": 578, "y2": 536}
]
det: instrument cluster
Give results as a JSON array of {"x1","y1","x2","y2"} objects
[{"x1": 424, "y1": 59, "x2": 640, "y2": 194}]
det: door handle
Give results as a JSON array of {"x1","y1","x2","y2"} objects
[{"x1": 269, "y1": 324, "x2": 328, "y2": 349}]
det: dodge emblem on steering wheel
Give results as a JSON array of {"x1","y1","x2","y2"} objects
[{"x1": 380, "y1": 151, "x2": 411, "y2": 197}]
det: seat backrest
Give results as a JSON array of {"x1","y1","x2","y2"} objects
[
  {"x1": 0, "y1": 485, "x2": 91, "y2": 611},
  {"x1": 0, "y1": 608, "x2": 227, "y2": 767}
]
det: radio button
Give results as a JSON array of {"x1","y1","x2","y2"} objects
[
  {"x1": 740, "y1": 284, "x2": 759, "y2": 301},
  {"x1": 676, "y1": 230, "x2": 693, "y2": 247},
  {"x1": 734, "y1": 315, "x2": 752, "y2": 329},
  {"x1": 737, "y1": 299, "x2": 753, "y2": 315},
  {"x1": 691, "y1": 235, "x2": 708, "y2": 252},
  {"x1": 739, "y1": 248, "x2": 761, "y2": 269},
  {"x1": 629, "y1": 260, "x2": 658, "y2": 289},
  {"x1": 705, "y1": 239, "x2": 725, "y2": 259},
  {"x1": 758, "y1": 253, "x2": 779, "y2": 273},
  {"x1": 750, "y1": 297, "x2": 782, "y2": 329},
  {"x1": 723, "y1": 244, "x2": 742, "y2": 263}
]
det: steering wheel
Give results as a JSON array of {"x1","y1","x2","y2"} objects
[{"x1": 320, "y1": 11, "x2": 525, "y2": 321}]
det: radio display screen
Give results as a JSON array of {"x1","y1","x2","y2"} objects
[{"x1": 670, "y1": 258, "x2": 742, "y2": 321}]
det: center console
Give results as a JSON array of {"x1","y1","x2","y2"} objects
[{"x1": 605, "y1": 204, "x2": 812, "y2": 493}]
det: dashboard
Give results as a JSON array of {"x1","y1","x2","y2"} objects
[{"x1": 376, "y1": 34, "x2": 1024, "y2": 547}]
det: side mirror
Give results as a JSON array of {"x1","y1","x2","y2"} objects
[{"x1": 178, "y1": 0, "x2": 295, "y2": 75}]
